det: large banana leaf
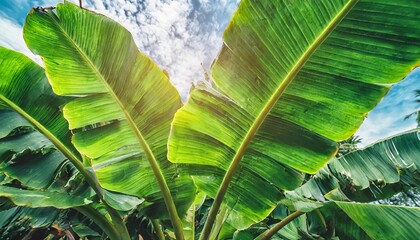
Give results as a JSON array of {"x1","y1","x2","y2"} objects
[
  {"x1": 0, "y1": 47, "x2": 128, "y2": 238},
  {"x1": 288, "y1": 129, "x2": 420, "y2": 203},
  {"x1": 0, "y1": 46, "x2": 98, "y2": 195},
  {"x1": 333, "y1": 202, "x2": 420, "y2": 240},
  {"x1": 23, "y1": 2, "x2": 195, "y2": 218},
  {"x1": 168, "y1": 0, "x2": 420, "y2": 230},
  {"x1": 234, "y1": 202, "x2": 420, "y2": 240}
]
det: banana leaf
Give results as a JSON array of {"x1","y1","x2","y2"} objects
[
  {"x1": 288, "y1": 129, "x2": 420, "y2": 203},
  {"x1": 235, "y1": 202, "x2": 420, "y2": 240},
  {"x1": 23, "y1": 2, "x2": 195, "y2": 219},
  {"x1": 168, "y1": 0, "x2": 420, "y2": 230},
  {"x1": 0, "y1": 47, "x2": 94, "y2": 204},
  {"x1": 0, "y1": 47, "x2": 133, "y2": 238}
]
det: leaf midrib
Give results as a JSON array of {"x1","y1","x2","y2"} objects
[
  {"x1": 200, "y1": 0, "x2": 359, "y2": 238},
  {"x1": 47, "y1": 9, "x2": 163, "y2": 177},
  {"x1": 0, "y1": 94, "x2": 81, "y2": 167},
  {"x1": 227, "y1": 0, "x2": 358, "y2": 189}
]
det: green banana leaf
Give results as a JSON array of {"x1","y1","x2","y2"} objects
[
  {"x1": 0, "y1": 45, "x2": 142, "y2": 216},
  {"x1": 0, "y1": 186, "x2": 91, "y2": 208},
  {"x1": 168, "y1": 0, "x2": 420, "y2": 229},
  {"x1": 234, "y1": 202, "x2": 420, "y2": 240},
  {"x1": 0, "y1": 47, "x2": 132, "y2": 238},
  {"x1": 288, "y1": 129, "x2": 420, "y2": 203},
  {"x1": 0, "y1": 46, "x2": 96, "y2": 201},
  {"x1": 333, "y1": 202, "x2": 420, "y2": 240},
  {"x1": 0, "y1": 46, "x2": 74, "y2": 154},
  {"x1": 0, "y1": 207, "x2": 61, "y2": 238},
  {"x1": 23, "y1": 2, "x2": 195, "y2": 218},
  {"x1": 0, "y1": 111, "x2": 67, "y2": 189}
]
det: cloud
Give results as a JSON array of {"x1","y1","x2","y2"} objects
[
  {"x1": 0, "y1": 0, "x2": 79, "y2": 64},
  {"x1": 0, "y1": 16, "x2": 41, "y2": 64},
  {"x1": 85, "y1": 0, "x2": 239, "y2": 99},
  {"x1": 0, "y1": 0, "x2": 239, "y2": 99},
  {"x1": 0, "y1": 0, "x2": 241, "y2": 100}
]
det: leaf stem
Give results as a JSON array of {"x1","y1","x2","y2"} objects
[
  {"x1": 75, "y1": 205, "x2": 122, "y2": 240},
  {"x1": 256, "y1": 211, "x2": 304, "y2": 240},
  {"x1": 0, "y1": 95, "x2": 130, "y2": 240},
  {"x1": 151, "y1": 219, "x2": 165, "y2": 240}
]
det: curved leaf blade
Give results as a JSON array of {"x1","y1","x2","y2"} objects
[
  {"x1": 169, "y1": 0, "x2": 420, "y2": 229},
  {"x1": 289, "y1": 129, "x2": 420, "y2": 203},
  {"x1": 336, "y1": 202, "x2": 420, "y2": 240},
  {"x1": 23, "y1": 2, "x2": 195, "y2": 220}
]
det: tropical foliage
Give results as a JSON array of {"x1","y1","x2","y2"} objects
[
  {"x1": 0, "y1": 0, "x2": 419, "y2": 239},
  {"x1": 405, "y1": 90, "x2": 420, "y2": 127}
]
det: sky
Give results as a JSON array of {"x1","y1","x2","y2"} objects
[{"x1": 0, "y1": 0, "x2": 418, "y2": 147}]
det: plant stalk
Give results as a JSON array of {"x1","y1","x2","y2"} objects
[
  {"x1": 151, "y1": 219, "x2": 165, "y2": 240},
  {"x1": 256, "y1": 211, "x2": 304, "y2": 240},
  {"x1": 0, "y1": 96, "x2": 130, "y2": 240},
  {"x1": 75, "y1": 205, "x2": 123, "y2": 240}
]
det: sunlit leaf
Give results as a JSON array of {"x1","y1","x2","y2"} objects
[
  {"x1": 169, "y1": 0, "x2": 420, "y2": 229},
  {"x1": 23, "y1": 2, "x2": 195, "y2": 218}
]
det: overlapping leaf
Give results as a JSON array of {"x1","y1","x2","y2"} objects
[
  {"x1": 0, "y1": 109, "x2": 94, "y2": 238},
  {"x1": 169, "y1": 0, "x2": 420, "y2": 229},
  {"x1": 0, "y1": 47, "x2": 100, "y2": 238},
  {"x1": 0, "y1": 207, "x2": 60, "y2": 239},
  {"x1": 335, "y1": 202, "x2": 420, "y2": 239},
  {"x1": 23, "y1": 2, "x2": 194, "y2": 218},
  {"x1": 0, "y1": 46, "x2": 93, "y2": 199},
  {"x1": 233, "y1": 202, "x2": 420, "y2": 240},
  {"x1": 0, "y1": 46, "x2": 73, "y2": 153},
  {"x1": 288, "y1": 129, "x2": 420, "y2": 203}
]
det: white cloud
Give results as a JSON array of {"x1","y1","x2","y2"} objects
[
  {"x1": 0, "y1": 16, "x2": 42, "y2": 64},
  {"x1": 0, "y1": 0, "x2": 80, "y2": 64},
  {"x1": 85, "y1": 0, "x2": 238, "y2": 99}
]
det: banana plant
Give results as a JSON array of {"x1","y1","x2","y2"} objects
[{"x1": 1, "y1": 0, "x2": 420, "y2": 239}]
